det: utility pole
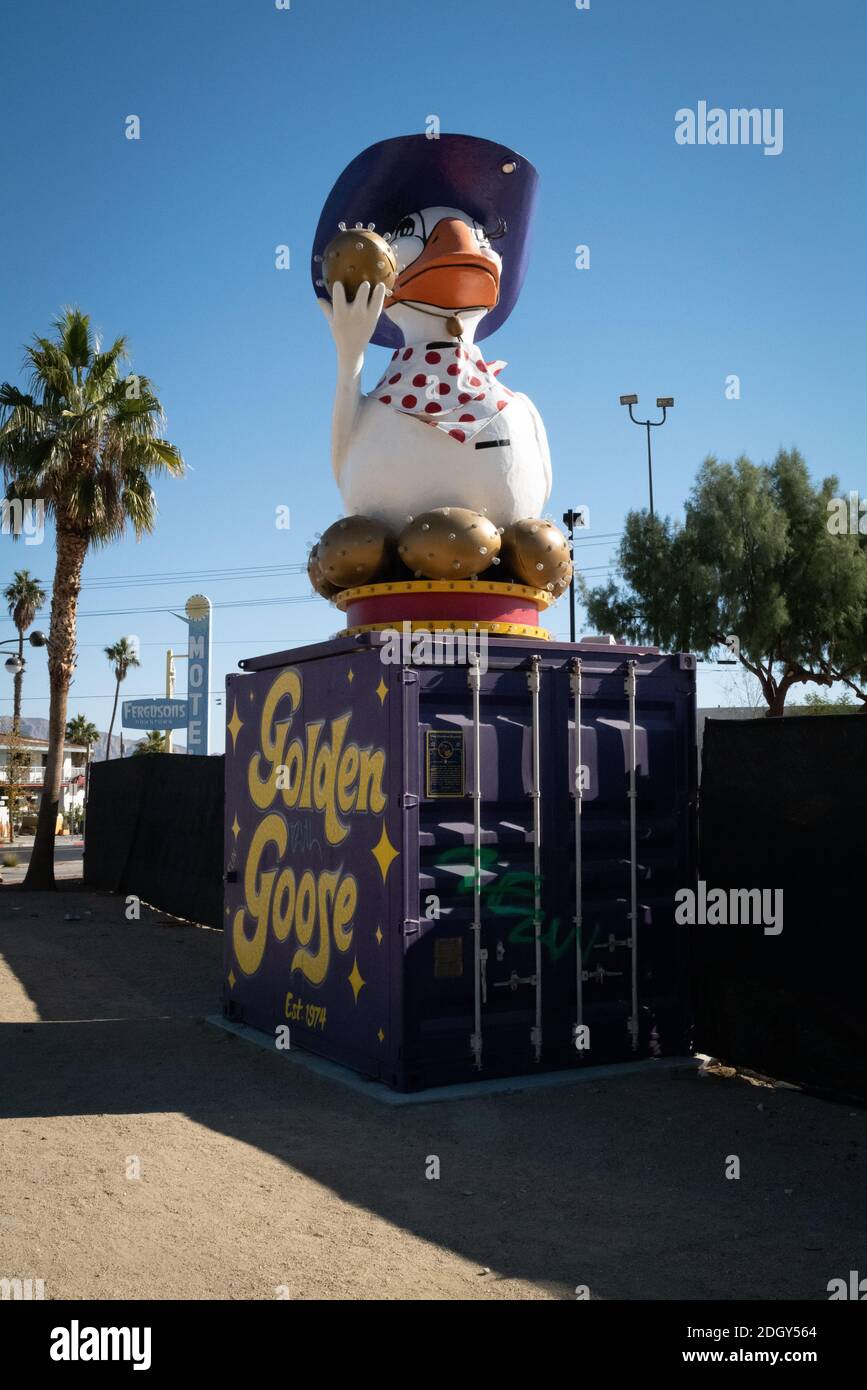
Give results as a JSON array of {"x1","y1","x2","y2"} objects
[
  {"x1": 165, "y1": 649, "x2": 176, "y2": 754},
  {"x1": 562, "y1": 508, "x2": 589, "y2": 644}
]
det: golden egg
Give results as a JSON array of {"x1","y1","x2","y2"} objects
[
  {"x1": 307, "y1": 543, "x2": 341, "y2": 600},
  {"x1": 318, "y1": 515, "x2": 393, "y2": 588},
  {"x1": 549, "y1": 565, "x2": 573, "y2": 598},
  {"x1": 500, "y1": 518, "x2": 572, "y2": 589},
  {"x1": 397, "y1": 507, "x2": 501, "y2": 581},
  {"x1": 321, "y1": 228, "x2": 398, "y2": 303}
]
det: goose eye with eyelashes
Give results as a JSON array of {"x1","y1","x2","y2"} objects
[{"x1": 393, "y1": 216, "x2": 417, "y2": 239}]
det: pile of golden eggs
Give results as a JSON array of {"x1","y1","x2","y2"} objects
[{"x1": 307, "y1": 509, "x2": 573, "y2": 597}]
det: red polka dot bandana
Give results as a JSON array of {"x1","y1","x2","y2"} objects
[{"x1": 371, "y1": 343, "x2": 513, "y2": 445}]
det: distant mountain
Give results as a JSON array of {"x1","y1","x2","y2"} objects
[{"x1": 0, "y1": 715, "x2": 123, "y2": 759}]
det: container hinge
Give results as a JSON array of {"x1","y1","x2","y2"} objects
[
  {"x1": 402, "y1": 919, "x2": 421, "y2": 937},
  {"x1": 582, "y1": 966, "x2": 625, "y2": 983},
  {"x1": 594, "y1": 933, "x2": 631, "y2": 953},
  {"x1": 401, "y1": 792, "x2": 419, "y2": 809},
  {"x1": 401, "y1": 668, "x2": 419, "y2": 684},
  {"x1": 493, "y1": 971, "x2": 537, "y2": 992}
]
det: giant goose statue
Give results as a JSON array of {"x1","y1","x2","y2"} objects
[{"x1": 309, "y1": 134, "x2": 571, "y2": 637}]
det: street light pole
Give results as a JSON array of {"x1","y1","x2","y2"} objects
[
  {"x1": 619, "y1": 395, "x2": 675, "y2": 519},
  {"x1": 562, "y1": 508, "x2": 588, "y2": 644}
]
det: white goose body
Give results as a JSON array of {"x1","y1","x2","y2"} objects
[
  {"x1": 320, "y1": 207, "x2": 552, "y2": 534},
  {"x1": 341, "y1": 367, "x2": 551, "y2": 532}
]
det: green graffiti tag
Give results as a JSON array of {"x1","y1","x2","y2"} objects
[{"x1": 433, "y1": 845, "x2": 601, "y2": 962}]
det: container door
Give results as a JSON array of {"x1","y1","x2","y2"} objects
[
  {"x1": 408, "y1": 647, "x2": 693, "y2": 1086},
  {"x1": 547, "y1": 654, "x2": 694, "y2": 1064},
  {"x1": 413, "y1": 660, "x2": 557, "y2": 1082}
]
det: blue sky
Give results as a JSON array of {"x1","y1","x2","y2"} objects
[{"x1": 2, "y1": 0, "x2": 865, "y2": 749}]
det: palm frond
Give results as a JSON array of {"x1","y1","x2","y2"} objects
[
  {"x1": 2, "y1": 308, "x2": 182, "y2": 547},
  {"x1": 55, "y1": 307, "x2": 92, "y2": 370}
]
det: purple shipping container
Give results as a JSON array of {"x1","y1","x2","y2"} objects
[{"x1": 222, "y1": 634, "x2": 697, "y2": 1090}]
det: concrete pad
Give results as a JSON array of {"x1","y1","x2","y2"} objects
[{"x1": 206, "y1": 1013, "x2": 698, "y2": 1105}]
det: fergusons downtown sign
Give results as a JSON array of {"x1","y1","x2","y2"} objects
[
  {"x1": 122, "y1": 700, "x2": 188, "y2": 731},
  {"x1": 121, "y1": 595, "x2": 212, "y2": 755}
]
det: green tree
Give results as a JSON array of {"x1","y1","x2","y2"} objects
[
  {"x1": 0, "y1": 308, "x2": 183, "y2": 887},
  {"x1": 104, "y1": 636, "x2": 141, "y2": 758},
  {"x1": 3, "y1": 569, "x2": 46, "y2": 731},
  {"x1": 65, "y1": 713, "x2": 99, "y2": 838},
  {"x1": 582, "y1": 450, "x2": 867, "y2": 716},
  {"x1": 3, "y1": 570, "x2": 46, "y2": 843},
  {"x1": 796, "y1": 690, "x2": 857, "y2": 715},
  {"x1": 133, "y1": 730, "x2": 167, "y2": 755}
]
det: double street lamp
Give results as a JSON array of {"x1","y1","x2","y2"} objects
[
  {"x1": 3, "y1": 628, "x2": 49, "y2": 677},
  {"x1": 619, "y1": 394, "x2": 675, "y2": 519}
]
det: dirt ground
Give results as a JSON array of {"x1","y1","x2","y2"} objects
[{"x1": 0, "y1": 884, "x2": 864, "y2": 1301}]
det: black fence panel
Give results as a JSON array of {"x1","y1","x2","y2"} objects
[
  {"x1": 84, "y1": 754, "x2": 224, "y2": 928},
  {"x1": 695, "y1": 714, "x2": 867, "y2": 1100}
]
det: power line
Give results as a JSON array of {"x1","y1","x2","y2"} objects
[
  {"x1": 9, "y1": 689, "x2": 232, "y2": 702},
  {"x1": 79, "y1": 563, "x2": 308, "y2": 590},
  {"x1": 9, "y1": 593, "x2": 322, "y2": 622}
]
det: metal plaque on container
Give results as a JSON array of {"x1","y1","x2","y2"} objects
[
  {"x1": 425, "y1": 730, "x2": 465, "y2": 799},
  {"x1": 434, "y1": 937, "x2": 464, "y2": 979}
]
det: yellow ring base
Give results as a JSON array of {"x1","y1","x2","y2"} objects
[
  {"x1": 343, "y1": 619, "x2": 551, "y2": 640},
  {"x1": 333, "y1": 578, "x2": 556, "y2": 611}
]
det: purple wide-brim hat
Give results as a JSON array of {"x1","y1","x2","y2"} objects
[{"x1": 311, "y1": 133, "x2": 539, "y2": 349}]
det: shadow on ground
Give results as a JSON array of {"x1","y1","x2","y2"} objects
[{"x1": 1, "y1": 885, "x2": 864, "y2": 1300}]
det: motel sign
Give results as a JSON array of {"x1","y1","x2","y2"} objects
[{"x1": 121, "y1": 594, "x2": 212, "y2": 754}]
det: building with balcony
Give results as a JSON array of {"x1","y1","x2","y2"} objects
[{"x1": 0, "y1": 734, "x2": 87, "y2": 839}]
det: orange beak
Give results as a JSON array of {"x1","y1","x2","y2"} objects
[{"x1": 386, "y1": 217, "x2": 501, "y2": 312}]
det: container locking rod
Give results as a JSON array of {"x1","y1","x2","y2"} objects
[
  {"x1": 626, "y1": 659, "x2": 639, "y2": 1052},
  {"x1": 570, "y1": 657, "x2": 584, "y2": 1043},
  {"x1": 468, "y1": 656, "x2": 483, "y2": 1069},
  {"x1": 528, "y1": 654, "x2": 543, "y2": 1061}
]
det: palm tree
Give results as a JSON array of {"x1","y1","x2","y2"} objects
[
  {"x1": 3, "y1": 569, "x2": 46, "y2": 731},
  {"x1": 65, "y1": 713, "x2": 99, "y2": 748},
  {"x1": 3, "y1": 570, "x2": 46, "y2": 844},
  {"x1": 133, "y1": 730, "x2": 167, "y2": 755},
  {"x1": 65, "y1": 713, "x2": 99, "y2": 837},
  {"x1": 0, "y1": 307, "x2": 183, "y2": 888},
  {"x1": 104, "y1": 637, "x2": 141, "y2": 758}
]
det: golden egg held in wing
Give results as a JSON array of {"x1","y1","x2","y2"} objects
[
  {"x1": 397, "y1": 508, "x2": 501, "y2": 581},
  {"x1": 321, "y1": 228, "x2": 398, "y2": 303},
  {"x1": 317, "y1": 515, "x2": 393, "y2": 589},
  {"x1": 500, "y1": 518, "x2": 572, "y2": 589}
]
